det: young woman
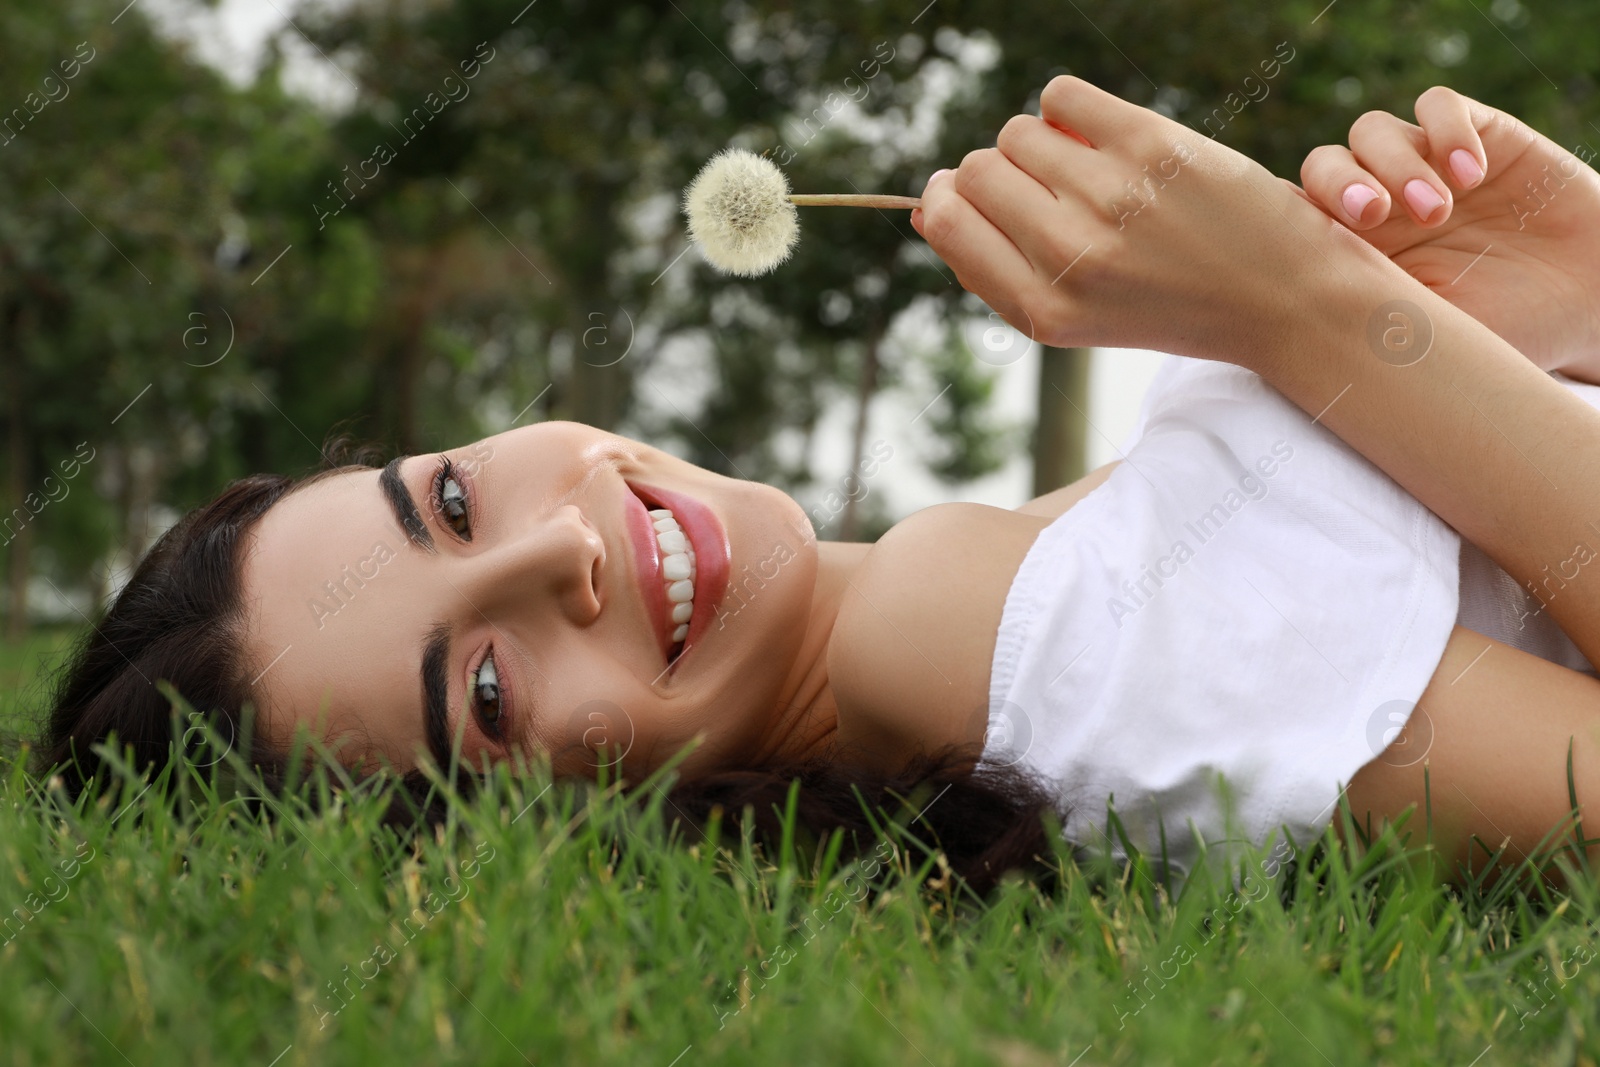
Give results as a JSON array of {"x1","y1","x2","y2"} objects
[{"x1": 40, "y1": 82, "x2": 1600, "y2": 892}]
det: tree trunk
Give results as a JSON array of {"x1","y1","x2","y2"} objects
[
  {"x1": 110, "y1": 444, "x2": 135, "y2": 593},
  {"x1": 561, "y1": 185, "x2": 627, "y2": 430},
  {"x1": 567, "y1": 322, "x2": 627, "y2": 430},
  {"x1": 838, "y1": 326, "x2": 884, "y2": 542},
  {"x1": 394, "y1": 327, "x2": 423, "y2": 455},
  {"x1": 125, "y1": 444, "x2": 158, "y2": 564},
  {"x1": 4, "y1": 520, "x2": 29, "y2": 642},
  {"x1": 4, "y1": 302, "x2": 30, "y2": 640},
  {"x1": 1032, "y1": 346, "x2": 1092, "y2": 496},
  {"x1": 391, "y1": 241, "x2": 451, "y2": 454}
]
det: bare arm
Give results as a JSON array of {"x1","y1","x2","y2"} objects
[
  {"x1": 911, "y1": 75, "x2": 1600, "y2": 671},
  {"x1": 1247, "y1": 241, "x2": 1600, "y2": 672},
  {"x1": 1344, "y1": 625, "x2": 1600, "y2": 886},
  {"x1": 1014, "y1": 460, "x2": 1119, "y2": 519}
]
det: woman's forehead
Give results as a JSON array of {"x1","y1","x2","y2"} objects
[
  {"x1": 250, "y1": 466, "x2": 394, "y2": 590},
  {"x1": 241, "y1": 465, "x2": 425, "y2": 756}
]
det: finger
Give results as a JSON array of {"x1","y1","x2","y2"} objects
[
  {"x1": 915, "y1": 167, "x2": 1037, "y2": 303},
  {"x1": 1280, "y1": 176, "x2": 1318, "y2": 210},
  {"x1": 996, "y1": 113, "x2": 1111, "y2": 198},
  {"x1": 1038, "y1": 74, "x2": 1149, "y2": 150},
  {"x1": 1413, "y1": 85, "x2": 1487, "y2": 190},
  {"x1": 1044, "y1": 119, "x2": 1095, "y2": 149},
  {"x1": 967, "y1": 129, "x2": 1095, "y2": 278},
  {"x1": 1348, "y1": 109, "x2": 1454, "y2": 226},
  {"x1": 1299, "y1": 143, "x2": 1393, "y2": 228},
  {"x1": 908, "y1": 168, "x2": 952, "y2": 237}
]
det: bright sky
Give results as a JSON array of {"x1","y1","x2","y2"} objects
[{"x1": 147, "y1": 0, "x2": 359, "y2": 106}]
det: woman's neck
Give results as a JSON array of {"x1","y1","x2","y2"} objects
[{"x1": 747, "y1": 539, "x2": 873, "y2": 766}]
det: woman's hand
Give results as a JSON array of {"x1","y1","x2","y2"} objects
[
  {"x1": 909, "y1": 76, "x2": 1382, "y2": 372},
  {"x1": 1297, "y1": 86, "x2": 1600, "y2": 374},
  {"x1": 909, "y1": 83, "x2": 1600, "y2": 684}
]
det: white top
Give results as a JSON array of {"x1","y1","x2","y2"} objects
[{"x1": 980, "y1": 355, "x2": 1599, "y2": 887}]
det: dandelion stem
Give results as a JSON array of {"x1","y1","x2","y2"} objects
[{"x1": 787, "y1": 194, "x2": 922, "y2": 209}]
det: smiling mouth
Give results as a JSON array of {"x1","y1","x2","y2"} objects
[
  {"x1": 626, "y1": 479, "x2": 729, "y2": 675},
  {"x1": 644, "y1": 505, "x2": 697, "y2": 664}
]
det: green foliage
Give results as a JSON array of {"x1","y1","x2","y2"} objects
[
  {"x1": 2, "y1": 0, "x2": 1596, "y2": 615},
  {"x1": 921, "y1": 323, "x2": 1019, "y2": 483}
]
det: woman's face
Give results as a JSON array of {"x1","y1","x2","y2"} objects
[{"x1": 241, "y1": 422, "x2": 820, "y2": 778}]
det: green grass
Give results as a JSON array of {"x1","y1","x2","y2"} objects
[
  {"x1": 3, "y1": 633, "x2": 1600, "y2": 1066},
  {"x1": 0, "y1": 627, "x2": 78, "y2": 734}
]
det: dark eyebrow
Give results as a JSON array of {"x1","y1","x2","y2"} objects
[
  {"x1": 421, "y1": 621, "x2": 453, "y2": 771},
  {"x1": 380, "y1": 455, "x2": 434, "y2": 552}
]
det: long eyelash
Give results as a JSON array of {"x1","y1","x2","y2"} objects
[
  {"x1": 431, "y1": 454, "x2": 471, "y2": 540},
  {"x1": 431, "y1": 455, "x2": 453, "y2": 512},
  {"x1": 472, "y1": 652, "x2": 506, "y2": 743}
]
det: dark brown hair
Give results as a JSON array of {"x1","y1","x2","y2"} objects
[{"x1": 35, "y1": 448, "x2": 1065, "y2": 896}]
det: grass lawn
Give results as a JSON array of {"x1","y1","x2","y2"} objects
[{"x1": 2, "y1": 629, "x2": 1598, "y2": 1066}]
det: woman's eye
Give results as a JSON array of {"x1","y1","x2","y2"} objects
[
  {"x1": 474, "y1": 653, "x2": 503, "y2": 739},
  {"x1": 433, "y1": 459, "x2": 472, "y2": 539}
]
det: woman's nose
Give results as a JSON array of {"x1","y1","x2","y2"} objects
[{"x1": 459, "y1": 503, "x2": 605, "y2": 624}]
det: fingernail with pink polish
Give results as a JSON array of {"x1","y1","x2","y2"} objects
[
  {"x1": 1404, "y1": 179, "x2": 1446, "y2": 222},
  {"x1": 1449, "y1": 148, "x2": 1483, "y2": 187},
  {"x1": 1341, "y1": 182, "x2": 1379, "y2": 223}
]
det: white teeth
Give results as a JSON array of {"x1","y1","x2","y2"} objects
[{"x1": 646, "y1": 504, "x2": 698, "y2": 653}]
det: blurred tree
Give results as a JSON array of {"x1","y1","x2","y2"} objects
[
  {"x1": 298, "y1": 0, "x2": 967, "y2": 496},
  {"x1": 2, "y1": 0, "x2": 1596, "y2": 633},
  {"x1": 0, "y1": 0, "x2": 270, "y2": 634}
]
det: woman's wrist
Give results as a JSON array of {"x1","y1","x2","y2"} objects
[{"x1": 1233, "y1": 234, "x2": 1413, "y2": 382}]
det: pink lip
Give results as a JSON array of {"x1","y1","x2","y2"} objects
[
  {"x1": 623, "y1": 487, "x2": 675, "y2": 664},
  {"x1": 625, "y1": 480, "x2": 731, "y2": 677}
]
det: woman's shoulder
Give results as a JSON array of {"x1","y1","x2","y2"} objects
[{"x1": 826, "y1": 501, "x2": 1052, "y2": 774}]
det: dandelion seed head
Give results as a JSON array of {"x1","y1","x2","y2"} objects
[{"x1": 683, "y1": 148, "x2": 799, "y2": 277}]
